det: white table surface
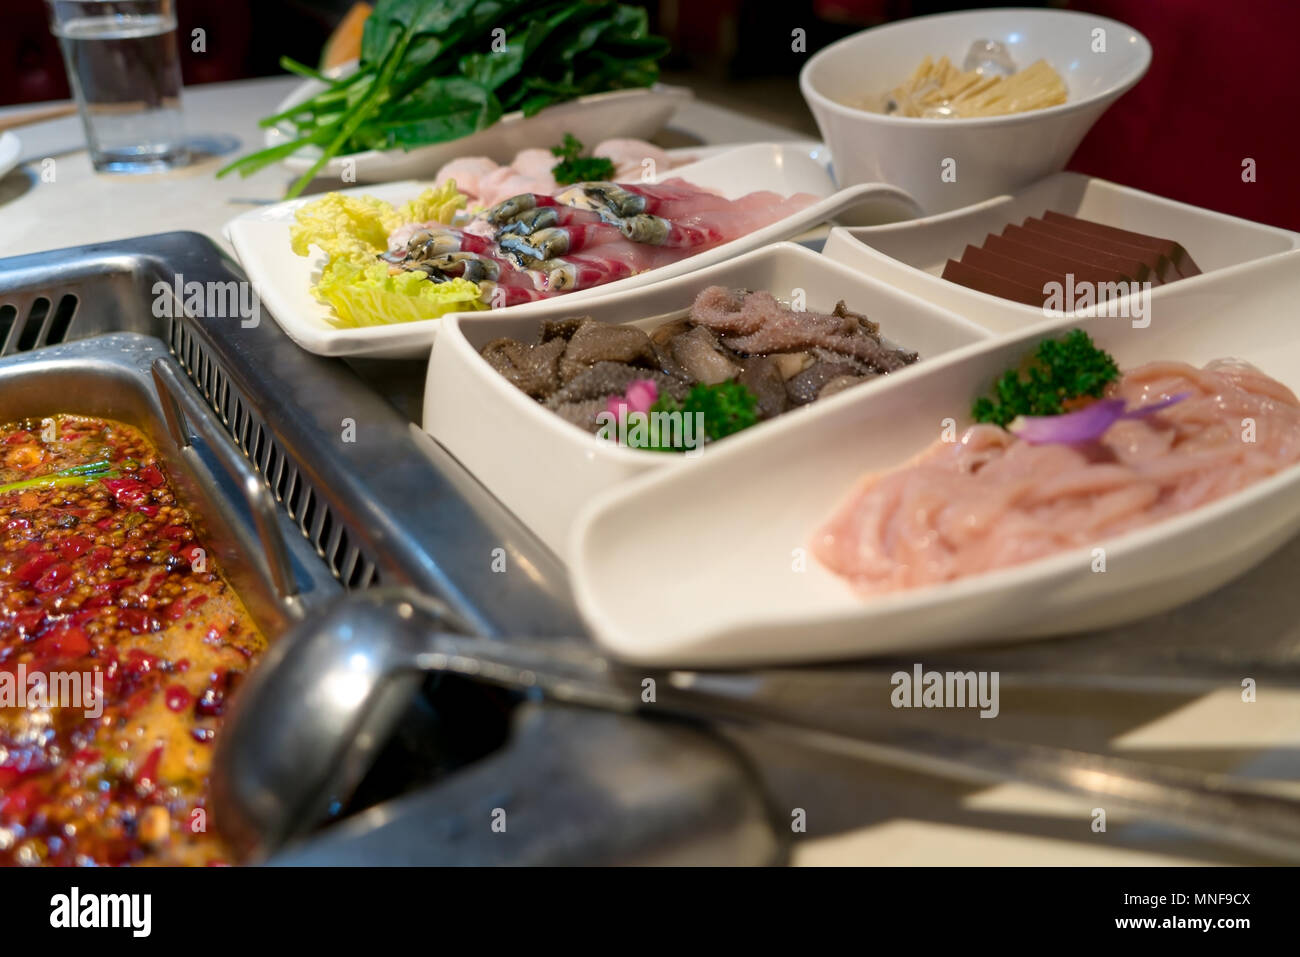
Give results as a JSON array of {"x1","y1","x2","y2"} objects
[
  {"x1": 0, "y1": 76, "x2": 805, "y2": 257},
  {"x1": 1, "y1": 76, "x2": 1297, "y2": 867}
]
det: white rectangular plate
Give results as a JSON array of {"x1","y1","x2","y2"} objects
[
  {"x1": 269, "y1": 80, "x2": 694, "y2": 183},
  {"x1": 822, "y1": 171, "x2": 1300, "y2": 334},
  {"x1": 569, "y1": 251, "x2": 1300, "y2": 666},
  {"x1": 226, "y1": 141, "x2": 920, "y2": 358}
]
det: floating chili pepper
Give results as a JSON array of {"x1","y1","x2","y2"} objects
[
  {"x1": 133, "y1": 745, "x2": 164, "y2": 797},
  {"x1": 33, "y1": 562, "x2": 75, "y2": 595},
  {"x1": 14, "y1": 552, "x2": 56, "y2": 585},
  {"x1": 164, "y1": 684, "x2": 193, "y2": 713},
  {"x1": 12, "y1": 607, "x2": 46, "y2": 637},
  {"x1": 123, "y1": 648, "x2": 158, "y2": 676},
  {"x1": 120, "y1": 608, "x2": 161, "y2": 634},
  {"x1": 31, "y1": 625, "x2": 90, "y2": 661},
  {"x1": 58, "y1": 535, "x2": 92, "y2": 560},
  {"x1": 102, "y1": 477, "x2": 150, "y2": 506}
]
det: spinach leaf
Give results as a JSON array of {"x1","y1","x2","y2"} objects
[{"x1": 219, "y1": 0, "x2": 669, "y2": 196}]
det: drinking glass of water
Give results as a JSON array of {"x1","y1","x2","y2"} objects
[{"x1": 46, "y1": 0, "x2": 189, "y2": 173}]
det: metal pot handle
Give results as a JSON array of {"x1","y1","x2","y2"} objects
[{"x1": 151, "y1": 357, "x2": 299, "y2": 602}]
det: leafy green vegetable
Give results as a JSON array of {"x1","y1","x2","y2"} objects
[
  {"x1": 550, "y1": 133, "x2": 615, "y2": 185},
  {"x1": 218, "y1": 0, "x2": 670, "y2": 197},
  {"x1": 648, "y1": 380, "x2": 760, "y2": 450},
  {"x1": 314, "y1": 262, "x2": 485, "y2": 327},
  {"x1": 972, "y1": 330, "x2": 1121, "y2": 427}
]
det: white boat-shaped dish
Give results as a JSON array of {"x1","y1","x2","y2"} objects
[
  {"x1": 424, "y1": 241, "x2": 990, "y2": 557},
  {"x1": 569, "y1": 251, "x2": 1300, "y2": 666},
  {"x1": 268, "y1": 78, "x2": 694, "y2": 183},
  {"x1": 822, "y1": 171, "x2": 1300, "y2": 334},
  {"x1": 227, "y1": 141, "x2": 922, "y2": 358}
]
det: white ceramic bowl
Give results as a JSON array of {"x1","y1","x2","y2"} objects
[
  {"x1": 570, "y1": 252, "x2": 1300, "y2": 666},
  {"x1": 800, "y1": 8, "x2": 1151, "y2": 213},
  {"x1": 822, "y1": 172, "x2": 1300, "y2": 334},
  {"x1": 424, "y1": 242, "x2": 990, "y2": 558}
]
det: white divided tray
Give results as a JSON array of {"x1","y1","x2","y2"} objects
[
  {"x1": 569, "y1": 252, "x2": 1300, "y2": 666},
  {"x1": 424, "y1": 241, "x2": 990, "y2": 559},
  {"x1": 822, "y1": 172, "x2": 1300, "y2": 334}
]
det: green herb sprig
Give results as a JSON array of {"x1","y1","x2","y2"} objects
[
  {"x1": 648, "y1": 380, "x2": 760, "y2": 451},
  {"x1": 0, "y1": 460, "x2": 118, "y2": 496},
  {"x1": 971, "y1": 330, "x2": 1120, "y2": 427},
  {"x1": 550, "y1": 134, "x2": 616, "y2": 185}
]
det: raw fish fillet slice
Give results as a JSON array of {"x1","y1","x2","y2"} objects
[
  {"x1": 432, "y1": 155, "x2": 499, "y2": 199},
  {"x1": 593, "y1": 139, "x2": 674, "y2": 180},
  {"x1": 510, "y1": 148, "x2": 558, "y2": 181},
  {"x1": 635, "y1": 182, "x2": 818, "y2": 224},
  {"x1": 384, "y1": 226, "x2": 496, "y2": 258},
  {"x1": 814, "y1": 361, "x2": 1300, "y2": 594},
  {"x1": 478, "y1": 166, "x2": 563, "y2": 210}
]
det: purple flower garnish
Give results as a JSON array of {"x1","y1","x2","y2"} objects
[{"x1": 1008, "y1": 393, "x2": 1190, "y2": 445}]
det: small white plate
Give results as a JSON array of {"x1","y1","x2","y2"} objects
[
  {"x1": 227, "y1": 141, "x2": 921, "y2": 358},
  {"x1": 569, "y1": 250, "x2": 1300, "y2": 666},
  {"x1": 425, "y1": 241, "x2": 990, "y2": 558},
  {"x1": 822, "y1": 171, "x2": 1300, "y2": 334},
  {"x1": 0, "y1": 132, "x2": 21, "y2": 181},
  {"x1": 269, "y1": 78, "x2": 693, "y2": 183}
]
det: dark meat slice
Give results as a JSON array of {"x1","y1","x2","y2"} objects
[
  {"x1": 648, "y1": 316, "x2": 695, "y2": 380},
  {"x1": 558, "y1": 320, "x2": 659, "y2": 383},
  {"x1": 690, "y1": 287, "x2": 913, "y2": 373},
  {"x1": 480, "y1": 335, "x2": 567, "y2": 399},
  {"x1": 737, "y1": 356, "x2": 789, "y2": 419},
  {"x1": 806, "y1": 346, "x2": 890, "y2": 378},
  {"x1": 545, "y1": 362, "x2": 689, "y2": 433},
  {"x1": 652, "y1": 342, "x2": 691, "y2": 383},
  {"x1": 771, "y1": 351, "x2": 813, "y2": 380},
  {"x1": 689, "y1": 285, "x2": 757, "y2": 334},
  {"x1": 549, "y1": 362, "x2": 689, "y2": 404},
  {"x1": 787, "y1": 360, "x2": 873, "y2": 405},
  {"x1": 649, "y1": 316, "x2": 693, "y2": 346},
  {"x1": 669, "y1": 325, "x2": 742, "y2": 385},
  {"x1": 830, "y1": 300, "x2": 880, "y2": 337},
  {"x1": 546, "y1": 396, "x2": 609, "y2": 432},
  {"x1": 724, "y1": 307, "x2": 917, "y2": 373},
  {"x1": 539, "y1": 316, "x2": 589, "y2": 343}
]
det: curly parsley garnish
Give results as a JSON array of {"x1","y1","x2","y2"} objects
[
  {"x1": 550, "y1": 134, "x2": 616, "y2": 185},
  {"x1": 648, "y1": 380, "x2": 760, "y2": 450},
  {"x1": 972, "y1": 329, "x2": 1121, "y2": 427}
]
